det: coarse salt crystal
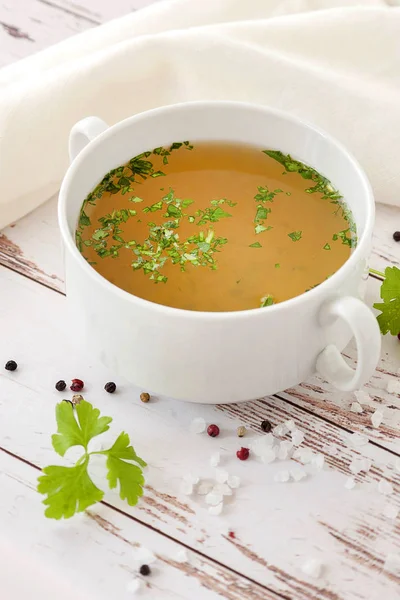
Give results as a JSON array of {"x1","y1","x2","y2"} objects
[
  {"x1": 387, "y1": 380, "x2": 400, "y2": 395},
  {"x1": 349, "y1": 456, "x2": 364, "y2": 475},
  {"x1": 190, "y1": 417, "x2": 206, "y2": 434},
  {"x1": 215, "y1": 469, "x2": 229, "y2": 484},
  {"x1": 261, "y1": 446, "x2": 277, "y2": 464},
  {"x1": 278, "y1": 441, "x2": 293, "y2": 460},
  {"x1": 383, "y1": 504, "x2": 399, "y2": 520},
  {"x1": 227, "y1": 475, "x2": 241, "y2": 489},
  {"x1": 291, "y1": 430, "x2": 305, "y2": 446},
  {"x1": 322, "y1": 444, "x2": 338, "y2": 456},
  {"x1": 197, "y1": 481, "x2": 213, "y2": 496},
  {"x1": 205, "y1": 491, "x2": 224, "y2": 506},
  {"x1": 180, "y1": 480, "x2": 194, "y2": 496},
  {"x1": 213, "y1": 483, "x2": 232, "y2": 496},
  {"x1": 285, "y1": 419, "x2": 296, "y2": 431},
  {"x1": 251, "y1": 436, "x2": 274, "y2": 458},
  {"x1": 351, "y1": 402, "x2": 363, "y2": 414},
  {"x1": 175, "y1": 549, "x2": 189, "y2": 563},
  {"x1": 349, "y1": 432, "x2": 369, "y2": 447},
  {"x1": 378, "y1": 479, "x2": 394, "y2": 496},
  {"x1": 273, "y1": 423, "x2": 288, "y2": 437},
  {"x1": 210, "y1": 452, "x2": 221, "y2": 467},
  {"x1": 208, "y1": 502, "x2": 223, "y2": 516},
  {"x1": 312, "y1": 453, "x2": 325, "y2": 470},
  {"x1": 274, "y1": 470, "x2": 290, "y2": 483},
  {"x1": 293, "y1": 447, "x2": 314, "y2": 464},
  {"x1": 132, "y1": 547, "x2": 157, "y2": 564},
  {"x1": 371, "y1": 409, "x2": 384, "y2": 429},
  {"x1": 354, "y1": 389, "x2": 370, "y2": 403},
  {"x1": 301, "y1": 558, "x2": 323, "y2": 579},
  {"x1": 126, "y1": 579, "x2": 141, "y2": 594},
  {"x1": 184, "y1": 472, "x2": 200, "y2": 485},
  {"x1": 290, "y1": 467, "x2": 307, "y2": 482},
  {"x1": 384, "y1": 553, "x2": 400, "y2": 575},
  {"x1": 344, "y1": 477, "x2": 356, "y2": 490}
]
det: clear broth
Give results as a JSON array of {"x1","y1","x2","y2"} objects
[{"x1": 77, "y1": 142, "x2": 356, "y2": 312}]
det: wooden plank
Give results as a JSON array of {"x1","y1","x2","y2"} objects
[
  {"x1": 0, "y1": 0, "x2": 96, "y2": 68},
  {"x1": 1, "y1": 264, "x2": 400, "y2": 600},
  {"x1": 0, "y1": 451, "x2": 276, "y2": 600}
]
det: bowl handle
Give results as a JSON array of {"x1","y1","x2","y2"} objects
[
  {"x1": 69, "y1": 117, "x2": 109, "y2": 163},
  {"x1": 316, "y1": 296, "x2": 381, "y2": 391}
]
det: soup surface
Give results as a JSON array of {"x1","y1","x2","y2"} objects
[{"x1": 76, "y1": 142, "x2": 356, "y2": 312}]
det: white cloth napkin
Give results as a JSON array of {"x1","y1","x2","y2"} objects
[{"x1": 0, "y1": 0, "x2": 399, "y2": 229}]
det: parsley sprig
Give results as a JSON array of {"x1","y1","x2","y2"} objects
[
  {"x1": 372, "y1": 266, "x2": 400, "y2": 336},
  {"x1": 37, "y1": 400, "x2": 146, "y2": 519}
]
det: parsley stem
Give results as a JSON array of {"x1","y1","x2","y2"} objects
[{"x1": 369, "y1": 268, "x2": 385, "y2": 279}]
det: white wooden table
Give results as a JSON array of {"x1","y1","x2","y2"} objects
[{"x1": 1, "y1": 2, "x2": 400, "y2": 599}]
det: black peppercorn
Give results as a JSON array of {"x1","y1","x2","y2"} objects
[
  {"x1": 393, "y1": 231, "x2": 400, "y2": 242},
  {"x1": 139, "y1": 564, "x2": 151, "y2": 576},
  {"x1": 55, "y1": 380, "x2": 67, "y2": 391},
  {"x1": 104, "y1": 381, "x2": 116, "y2": 393},
  {"x1": 5, "y1": 360, "x2": 17, "y2": 371},
  {"x1": 261, "y1": 420, "x2": 272, "y2": 432}
]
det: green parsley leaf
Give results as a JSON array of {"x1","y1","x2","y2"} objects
[
  {"x1": 104, "y1": 432, "x2": 146, "y2": 506},
  {"x1": 275, "y1": 263, "x2": 280, "y2": 268},
  {"x1": 373, "y1": 266, "x2": 400, "y2": 335},
  {"x1": 151, "y1": 171, "x2": 166, "y2": 178},
  {"x1": 38, "y1": 459, "x2": 104, "y2": 520},
  {"x1": 288, "y1": 231, "x2": 302, "y2": 242},
  {"x1": 255, "y1": 224, "x2": 268, "y2": 234},
  {"x1": 323, "y1": 243, "x2": 331, "y2": 250},
  {"x1": 129, "y1": 196, "x2": 144, "y2": 203},
  {"x1": 38, "y1": 400, "x2": 146, "y2": 520},
  {"x1": 249, "y1": 242, "x2": 262, "y2": 248},
  {"x1": 52, "y1": 401, "x2": 112, "y2": 456}
]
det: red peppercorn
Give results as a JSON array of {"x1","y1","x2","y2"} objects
[
  {"x1": 228, "y1": 531, "x2": 236, "y2": 539},
  {"x1": 207, "y1": 424, "x2": 220, "y2": 437},
  {"x1": 70, "y1": 378, "x2": 84, "y2": 392},
  {"x1": 397, "y1": 333, "x2": 400, "y2": 341},
  {"x1": 236, "y1": 447, "x2": 250, "y2": 461}
]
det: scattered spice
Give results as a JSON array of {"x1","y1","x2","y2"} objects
[
  {"x1": 140, "y1": 392, "x2": 150, "y2": 403},
  {"x1": 228, "y1": 531, "x2": 236, "y2": 539},
  {"x1": 139, "y1": 565, "x2": 151, "y2": 576},
  {"x1": 261, "y1": 420, "x2": 272, "y2": 433},
  {"x1": 55, "y1": 380, "x2": 67, "y2": 391},
  {"x1": 207, "y1": 424, "x2": 220, "y2": 437},
  {"x1": 104, "y1": 381, "x2": 117, "y2": 393},
  {"x1": 70, "y1": 378, "x2": 84, "y2": 392},
  {"x1": 71, "y1": 394, "x2": 84, "y2": 406},
  {"x1": 236, "y1": 447, "x2": 250, "y2": 461},
  {"x1": 393, "y1": 231, "x2": 400, "y2": 242},
  {"x1": 237, "y1": 426, "x2": 246, "y2": 437},
  {"x1": 5, "y1": 360, "x2": 17, "y2": 371}
]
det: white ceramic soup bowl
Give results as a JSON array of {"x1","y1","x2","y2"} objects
[{"x1": 59, "y1": 101, "x2": 380, "y2": 404}]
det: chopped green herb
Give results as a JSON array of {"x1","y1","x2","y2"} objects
[
  {"x1": 129, "y1": 196, "x2": 144, "y2": 203},
  {"x1": 151, "y1": 171, "x2": 166, "y2": 178},
  {"x1": 288, "y1": 231, "x2": 302, "y2": 242},
  {"x1": 323, "y1": 243, "x2": 331, "y2": 250},
  {"x1": 275, "y1": 263, "x2": 280, "y2": 268},
  {"x1": 249, "y1": 242, "x2": 262, "y2": 248},
  {"x1": 260, "y1": 294, "x2": 274, "y2": 307}
]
